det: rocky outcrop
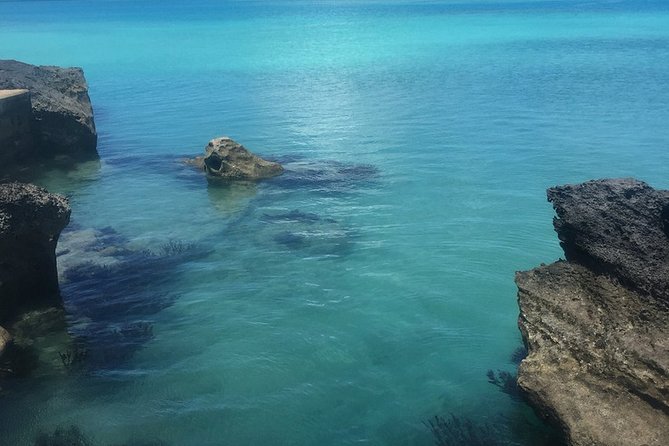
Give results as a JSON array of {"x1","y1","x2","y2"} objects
[
  {"x1": 0, "y1": 89, "x2": 34, "y2": 167},
  {"x1": 0, "y1": 182, "x2": 71, "y2": 324},
  {"x1": 0, "y1": 59, "x2": 98, "y2": 169},
  {"x1": 516, "y1": 178, "x2": 669, "y2": 446},
  {"x1": 189, "y1": 137, "x2": 283, "y2": 181}
]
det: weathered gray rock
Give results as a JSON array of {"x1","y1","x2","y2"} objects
[
  {"x1": 0, "y1": 59, "x2": 98, "y2": 165},
  {"x1": 517, "y1": 178, "x2": 669, "y2": 446},
  {"x1": 190, "y1": 137, "x2": 283, "y2": 181},
  {"x1": 548, "y1": 178, "x2": 669, "y2": 305},
  {"x1": 0, "y1": 89, "x2": 34, "y2": 167},
  {"x1": 0, "y1": 182, "x2": 70, "y2": 324}
]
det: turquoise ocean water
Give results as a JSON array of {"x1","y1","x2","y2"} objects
[{"x1": 1, "y1": 0, "x2": 669, "y2": 444}]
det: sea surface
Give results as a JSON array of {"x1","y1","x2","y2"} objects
[{"x1": 1, "y1": 1, "x2": 669, "y2": 445}]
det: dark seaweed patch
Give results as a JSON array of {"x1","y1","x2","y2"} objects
[
  {"x1": 425, "y1": 414, "x2": 500, "y2": 446},
  {"x1": 510, "y1": 346, "x2": 528, "y2": 365},
  {"x1": 273, "y1": 231, "x2": 308, "y2": 249},
  {"x1": 34, "y1": 425, "x2": 171, "y2": 446},
  {"x1": 261, "y1": 209, "x2": 325, "y2": 224},
  {"x1": 268, "y1": 159, "x2": 379, "y2": 193},
  {"x1": 487, "y1": 369, "x2": 523, "y2": 402},
  {"x1": 59, "y1": 233, "x2": 211, "y2": 371}
]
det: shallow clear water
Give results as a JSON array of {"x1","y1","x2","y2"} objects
[{"x1": 1, "y1": 0, "x2": 669, "y2": 445}]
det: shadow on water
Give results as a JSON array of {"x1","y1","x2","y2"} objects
[
  {"x1": 425, "y1": 345, "x2": 565, "y2": 446},
  {"x1": 58, "y1": 226, "x2": 212, "y2": 372}
]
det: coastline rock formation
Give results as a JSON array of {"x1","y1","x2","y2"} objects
[
  {"x1": 189, "y1": 137, "x2": 283, "y2": 181},
  {"x1": 0, "y1": 89, "x2": 34, "y2": 167},
  {"x1": 516, "y1": 178, "x2": 669, "y2": 446},
  {"x1": 0, "y1": 183, "x2": 71, "y2": 380},
  {"x1": 0, "y1": 182, "x2": 70, "y2": 323},
  {"x1": 0, "y1": 59, "x2": 98, "y2": 172}
]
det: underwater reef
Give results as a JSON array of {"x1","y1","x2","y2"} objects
[
  {"x1": 58, "y1": 227, "x2": 211, "y2": 371},
  {"x1": 516, "y1": 178, "x2": 669, "y2": 445}
]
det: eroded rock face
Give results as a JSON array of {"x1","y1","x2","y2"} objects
[
  {"x1": 517, "y1": 178, "x2": 669, "y2": 446},
  {"x1": 190, "y1": 137, "x2": 283, "y2": 181},
  {"x1": 0, "y1": 182, "x2": 71, "y2": 324},
  {"x1": 548, "y1": 178, "x2": 669, "y2": 305},
  {"x1": 0, "y1": 59, "x2": 98, "y2": 164},
  {"x1": 0, "y1": 89, "x2": 34, "y2": 167}
]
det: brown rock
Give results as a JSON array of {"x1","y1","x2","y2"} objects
[
  {"x1": 191, "y1": 137, "x2": 283, "y2": 181},
  {"x1": 517, "y1": 178, "x2": 669, "y2": 446}
]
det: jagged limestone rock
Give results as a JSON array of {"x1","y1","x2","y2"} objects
[
  {"x1": 189, "y1": 137, "x2": 283, "y2": 181},
  {"x1": 516, "y1": 178, "x2": 669, "y2": 446}
]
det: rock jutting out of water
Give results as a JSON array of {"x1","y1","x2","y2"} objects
[
  {"x1": 516, "y1": 178, "x2": 669, "y2": 446},
  {"x1": 0, "y1": 182, "x2": 70, "y2": 322},
  {"x1": 0, "y1": 182, "x2": 71, "y2": 380},
  {"x1": 187, "y1": 136, "x2": 283, "y2": 181},
  {"x1": 0, "y1": 59, "x2": 98, "y2": 176}
]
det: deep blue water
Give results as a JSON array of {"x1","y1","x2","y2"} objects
[{"x1": 1, "y1": 1, "x2": 669, "y2": 445}]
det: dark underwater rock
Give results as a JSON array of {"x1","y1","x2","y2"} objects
[
  {"x1": 57, "y1": 228, "x2": 211, "y2": 370},
  {"x1": 188, "y1": 137, "x2": 283, "y2": 181},
  {"x1": 258, "y1": 209, "x2": 353, "y2": 256},
  {"x1": 34, "y1": 425, "x2": 91, "y2": 446},
  {"x1": 0, "y1": 59, "x2": 98, "y2": 171},
  {"x1": 0, "y1": 182, "x2": 71, "y2": 324},
  {"x1": 268, "y1": 159, "x2": 378, "y2": 193},
  {"x1": 516, "y1": 178, "x2": 669, "y2": 446}
]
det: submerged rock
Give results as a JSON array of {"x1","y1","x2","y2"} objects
[
  {"x1": 0, "y1": 182, "x2": 71, "y2": 323},
  {"x1": 268, "y1": 158, "x2": 378, "y2": 193},
  {"x1": 516, "y1": 178, "x2": 669, "y2": 446},
  {"x1": 57, "y1": 227, "x2": 212, "y2": 370},
  {"x1": 189, "y1": 137, "x2": 283, "y2": 181},
  {"x1": 259, "y1": 209, "x2": 352, "y2": 256},
  {"x1": 0, "y1": 59, "x2": 98, "y2": 172}
]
